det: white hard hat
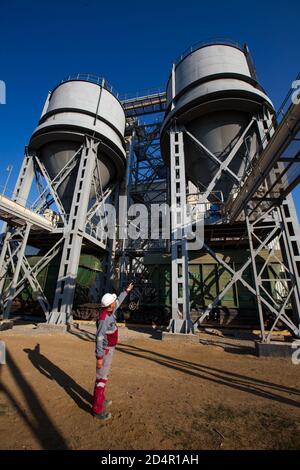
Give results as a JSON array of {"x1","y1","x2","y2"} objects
[{"x1": 101, "y1": 293, "x2": 117, "y2": 307}]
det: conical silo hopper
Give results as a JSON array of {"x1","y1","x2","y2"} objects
[
  {"x1": 161, "y1": 41, "x2": 275, "y2": 202},
  {"x1": 29, "y1": 77, "x2": 126, "y2": 212}
]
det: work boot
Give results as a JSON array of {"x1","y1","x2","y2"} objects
[
  {"x1": 104, "y1": 399, "x2": 112, "y2": 408},
  {"x1": 93, "y1": 411, "x2": 112, "y2": 421}
]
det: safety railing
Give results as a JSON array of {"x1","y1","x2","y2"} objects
[
  {"x1": 174, "y1": 37, "x2": 244, "y2": 65},
  {"x1": 59, "y1": 74, "x2": 166, "y2": 105},
  {"x1": 119, "y1": 86, "x2": 166, "y2": 103},
  {"x1": 59, "y1": 74, "x2": 120, "y2": 99}
]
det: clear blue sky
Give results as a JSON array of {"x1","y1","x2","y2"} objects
[{"x1": 0, "y1": 0, "x2": 299, "y2": 214}]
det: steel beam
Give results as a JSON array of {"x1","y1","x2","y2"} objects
[
  {"x1": 49, "y1": 138, "x2": 98, "y2": 324},
  {"x1": 227, "y1": 99, "x2": 300, "y2": 221},
  {"x1": 169, "y1": 129, "x2": 193, "y2": 334},
  {"x1": 3, "y1": 223, "x2": 31, "y2": 319}
]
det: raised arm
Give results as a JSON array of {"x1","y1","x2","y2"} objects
[{"x1": 113, "y1": 283, "x2": 134, "y2": 313}]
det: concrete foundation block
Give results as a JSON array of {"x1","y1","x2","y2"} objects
[
  {"x1": 162, "y1": 332, "x2": 199, "y2": 344},
  {"x1": 0, "y1": 320, "x2": 13, "y2": 331},
  {"x1": 36, "y1": 323, "x2": 67, "y2": 333},
  {"x1": 255, "y1": 340, "x2": 300, "y2": 358}
]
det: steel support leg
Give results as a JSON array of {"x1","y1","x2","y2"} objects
[
  {"x1": 245, "y1": 205, "x2": 300, "y2": 340},
  {"x1": 246, "y1": 213, "x2": 266, "y2": 341},
  {"x1": 0, "y1": 230, "x2": 13, "y2": 296},
  {"x1": 3, "y1": 223, "x2": 31, "y2": 319},
  {"x1": 13, "y1": 153, "x2": 35, "y2": 204},
  {"x1": 169, "y1": 130, "x2": 193, "y2": 334},
  {"x1": 278, "y1": 199, "x2": 300, "y2": 330},
  {"x1": 0, "y1": 154, "x2": 35, "y2": 298},
  {"x1": 100, "y1": 187, "x2": 119, "y2": 295},
  {"x1": 48, "y1": 139, "x2": 97, "y2": 324}
]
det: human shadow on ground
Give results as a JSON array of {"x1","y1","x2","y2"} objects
[
  {"x1": 1, "y1": 349, "x2": 69, "y2": 449},
  {"x1": 24, "y1": 344, "x2": 92, "y2": 414}
]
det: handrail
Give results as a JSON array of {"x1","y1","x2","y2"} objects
[
  {"x1": 174, "y1": 37, "x2": 244, "y2": 65},
  {"x1": 120, "y1": 87, "x2": 166, "y2": 102},
  {"x1": 59, "y1": 74, "x2": 120, "y2": 99},
  {"x1": 58, "y1": 75, "x2": 166, "y2": 106}
]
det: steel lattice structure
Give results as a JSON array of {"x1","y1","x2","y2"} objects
[
  {"x1": 0, "y1": 138, "x2": 114, "y2": 324},
  {"x1": 0, "y1": 65, "x2": 300, "y2": 344},
  {"x1": 118, "y1": 73, "x2": 300, "y2": 341}
]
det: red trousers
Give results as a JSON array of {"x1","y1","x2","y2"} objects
[{"x1": 92, "y1": 379, "x2": 107, "y2": 414}]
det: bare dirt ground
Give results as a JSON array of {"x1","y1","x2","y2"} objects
[{"x1": 0, "y1": 323, "x2": 300, "y2": 450}]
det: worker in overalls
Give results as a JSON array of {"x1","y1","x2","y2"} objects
[{"x1": 91, "y1": 282, "x2": 134, "y2": 421}]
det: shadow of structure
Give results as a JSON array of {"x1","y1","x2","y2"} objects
[
  {"x1": 1, "y1": 349, "x2": 69, "y2": 449},
  {"x1": 117, "y1": 343, "x2": 300, "y2": 409},
  {"x1": 24, "y1": 344, "x2": 92, "y2": 414},
  {"x1": 199, "y1": 338, "x2": 255, "y2": 355},
  {"x1": 69, "y1": 323, "x2": 162, "y2": 342},
  {"x1": 123, "y1": 324, "x2": 163, "y2": 340},
  {"x1": 68, "y1": 325, "x2": 96, "y2": 342}
]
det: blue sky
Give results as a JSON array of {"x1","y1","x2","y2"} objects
[{"x1": 0, "y1": 0, "x2": 299, "y2": 214}]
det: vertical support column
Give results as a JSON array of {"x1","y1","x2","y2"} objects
[
  {"x1": 101, "y1": 186, "x2": 119, "y2": 295},
  {"x1": 119, "y1": 130, "x2": 135, "y2": 292},
  {"x1": 278, "y1": 199, "x2": 300, "y2": 330},
  {"x1": 0, "y1": 152, "x2": 35, "y2": 254},
  {"x1": 256, "y1": 106, "x2": 275, "y2": 147},
  {"x1": 252, "y1": 106, "x2": 300, "y2": 337},
  {"x1": 13, "y1": 153, "x2": 35, "y2": 204},
  {"x1": 49, "y1": 139, "x2": 97, "y2": 325},
  {"x1": 171, "y1": 64, "x2": 176, "y2": 112},
  {"x1": 3, "y1": 223, "x2": 32, "y2": 319},
  {"x1": 0, "y1": 230, "x2": 13, "y2": 296},
  {"x1": 246, "y1": 212, "x2": 266, "y2": 341},
  {"x1": 169, "y1": 129, "x2": 193, "y2": 334},
  {"x1": 268, "y1": 141, "x2": 300, "y2": 330},
  {"x1": 0, "y1": 153, "x2": 35, "y2": 305}
]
